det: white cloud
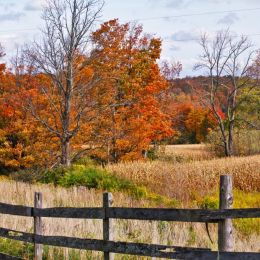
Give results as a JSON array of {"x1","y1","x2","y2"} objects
[
  {"x1": 148, "y1": 0, "x2": 192, "y2": 9},
  {"x1": 1, "y1": 2, "x2": 16, "y2": 11},
  {"x1": 217, "y1": 13, "x2": 239, "y2": 25},
  {"x1": 0, "y1": 12, "x2": 25, "y2": 22},
  {"x1": 170, "y1": 45, "x2": 181, "y2": 51},
  {"x1": 171, "y1": 30, "x2": 198, "y2": 42},
  {"x1": 24, "y1": 0, "x2": 45, "y2": 11},
  {"x1": 165, "y1": 0, "x2": 189, "y2": 8}
]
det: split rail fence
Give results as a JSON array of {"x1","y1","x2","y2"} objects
[{"x1": 0, "y1": 175, "x2": 259, "y2": 259}]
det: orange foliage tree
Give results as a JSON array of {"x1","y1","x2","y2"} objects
[
  {"x1": 184, "y1": 106, "x2": 217, "y2": 143},
  {"x1": 89, "y1": 19, "x2": 173, "y2": 162},
  {"x1": 0, "y1": 53, "x2": 58, "y2": 170},
  {"x1": 161, "y1": 83, "x2": 219, "y2": 144}
]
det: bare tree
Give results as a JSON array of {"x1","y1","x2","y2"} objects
[
  {"x1": 194, "y1": 30, "x2": 256, "y2": 156},
  {"x1": 0, "y1": 43, "x2": 5, "y2": 58},
  {"x1": 23, "y1": 0, "x2": 104, "y2": 166}
]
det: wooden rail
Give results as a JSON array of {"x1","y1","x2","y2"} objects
[
  {"x1": 0, "y1": 203, "x2": 259, "y2": 220},
  {"x1": 0, "y1": 175, "x2": 259, "y2": 259}
]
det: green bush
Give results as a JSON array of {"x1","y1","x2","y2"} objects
[
  {"x1": 42, "y1": 165, "x2": 134, "y2": 191},
  {"x1": 40, "y1": 164, "x2": 178, "y2": 206},
  {"x1": 40, "y1": 167, "x2": 66, "y2": 185},
  {"x1": 146, "y1": 147, "x2": 159, "y2": 160}
]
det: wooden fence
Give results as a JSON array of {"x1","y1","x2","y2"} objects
[{"x1": 0, "y1": 175, "x2": 259, "y2": 259}]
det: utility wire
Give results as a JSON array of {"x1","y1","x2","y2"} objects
[
  {"x1": 0, "y1": 28, "x2": 38, "y2": 34},
  {"x1": 129, "y1": 7, "x2": 260, "y2": 21},
  {"x1": 1, "y1": 7, "x2": 260, "y2": 34},
  {"x1": 163, "y1": 33, "x2": 260, "y2": 43}
]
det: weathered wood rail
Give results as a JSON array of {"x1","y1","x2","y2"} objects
[{"x1": 0, "y1": 175, "x2": 259, "y2": 259}]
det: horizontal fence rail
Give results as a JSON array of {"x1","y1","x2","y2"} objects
[
  {"x1": 0, "y1": 202, "x2": 259, "y2": 221},
  {"x1": 0, "y1": 227, "x2": 259, "y2": 260},
  {"x1": 0, "y1": 174, "x2": 259, "y2": 259},
  {"x1": 0, "y1": 252, "x2": 22, "y2": 260}
]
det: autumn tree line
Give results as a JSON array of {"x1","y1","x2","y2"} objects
[{"x1": 0, "y1": 0, "x2": 259, "y2": 171}]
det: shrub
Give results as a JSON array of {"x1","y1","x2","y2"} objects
[
  {"x1": 146, "y1": 147, "x2": 159, "y2": 160},
  {"x1": 0, "y1": 239, "x2": 33, "y2": 259},
  {"x1": 207, "y1": 129, "x2": 260, "y2": 156},
  {"x1": 9, "y1": 167, "x2": 44, "y2": 183},
  {"x1": 72, "y1": 156, "x2": 97, "y2": 167},
  {"x1": 40, "y1": 164, "x2": 178, "y2": 206},
  {"x1": 197, "y1": 196, "x2": 218, "y2": 209}
]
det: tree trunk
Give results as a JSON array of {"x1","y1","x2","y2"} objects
[
  {"x1": 110, "y1": 106, "x2": 118, "y2": 163},
  {"x1": 227, "y1": 122, "x2": 234, "y2": 157},
  {"x1": 110, "y1": 138, "x2": 117, "y2": 163},
  {"x1": 224, "y1": 140, "x2": 230, "y2": 157},
  {"x1": 218, "y1": 118, "x2": 231, "y2": 157},
  {"x1": 61, "y1": 139, "x2": 71, "y2": 167}
]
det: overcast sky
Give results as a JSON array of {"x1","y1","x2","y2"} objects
[{"x1": 1, "y1": 0, "x2": 260, "y2": 76}]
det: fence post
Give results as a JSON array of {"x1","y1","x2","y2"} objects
[
  {"x1": 218, "y1": 175, "x2": 233, "y2": 252},
  {"x1": 103, "y1": 192, "x2": 114, "y2": 260},
  {"x1": 34, "y1": 192, "x2": 43, "y2": 260},
  {"x1": 151, "y1": 221, "x2": 157, "y2": 260}
]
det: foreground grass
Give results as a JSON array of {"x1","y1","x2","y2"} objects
[
  {"x1": 0, "y1": 178, "x2": 259, "y2": 259},
  {"x1": 0, "y1": 145, "x2": 259, "y2": 258}
]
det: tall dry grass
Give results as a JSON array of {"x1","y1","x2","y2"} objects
[
  {"x1": 156, "y1": 144, "x2": 216, "y2": 162},
  {"x1": 0, "y1": 179, "x2": 259, "y2": 259},
  {"x1": 107, "y1": 154, "x2": 260, "y2": 202}
]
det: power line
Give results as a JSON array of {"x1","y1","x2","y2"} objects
[
  {"x1": 130, "y1": 7, "x2": 260, "y2": 22},
  {"x1": 1, "y1": 7, "x2": 260, "y2": 34},
  {"x1": 0, "y1": 28, "x2": 38, "y2": 34},
  {"x1": 163, "y1": 33, "x2": 260, "y2": 43}
]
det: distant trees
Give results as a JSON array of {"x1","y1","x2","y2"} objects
[
  {"x1": 162, "y1": 99, "x2": 218, "y2": 144},
  {"x1": 195, "y1": 30, "x2": 257, "y2": 156}
]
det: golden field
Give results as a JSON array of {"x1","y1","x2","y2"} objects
[
  {"x1": 107, "y1": 145, "x2": 260, "y2": 202},
  {"x1": 0, "y1": 144, "x2": 259, "y2": 259}
]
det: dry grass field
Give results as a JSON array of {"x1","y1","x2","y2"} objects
[
  {"x1": 0, "y1": 144, "x2": 259, "y2": 259},
  {"x1": 107, "y1": 145, "x2": 260, "y2": 203},
  {"x1": 155, "y1": 144, "x2": 216, "y2": 162}
]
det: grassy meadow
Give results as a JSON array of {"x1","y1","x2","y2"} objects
[{"x1": 0, "y1": 144, "x2": 259, "y2": 259}]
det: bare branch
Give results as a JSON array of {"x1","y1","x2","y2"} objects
[
  {"x1": 195, "y1": 29, "x2": 257, "y2": 156},
  {"x1": 21, "y1": 0, "x2": 104, "y2": 166}
]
